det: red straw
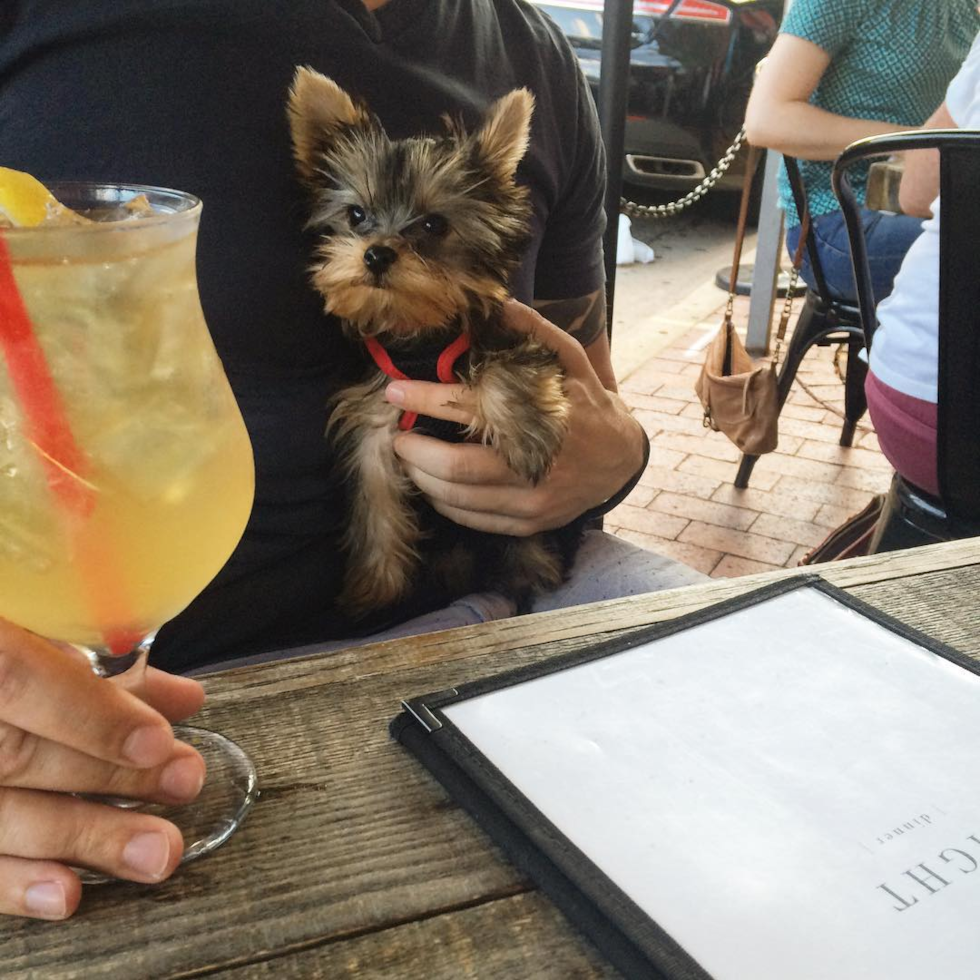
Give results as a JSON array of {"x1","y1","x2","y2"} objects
[
  {"x1": 0, "y1": 234, "x2": 139, "y2": 653},
  {"x1": 0, "y1": 237, "x2": 93, "y2": 513}
]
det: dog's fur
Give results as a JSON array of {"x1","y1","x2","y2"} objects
[{"x1": 288, "y1": 67, "x2": 583, "y2": 616}]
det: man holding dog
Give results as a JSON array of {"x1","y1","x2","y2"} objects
[{"x1": 0, "y1": 0, "x2": 703, "y2": 917}]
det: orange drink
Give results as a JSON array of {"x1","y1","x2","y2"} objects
[
  {"x1": 0, "y1": 179, "x2": 258, "y2": 881},
  {"x1": 0, "y1": 183, "x2": 254, "y2": 648}
]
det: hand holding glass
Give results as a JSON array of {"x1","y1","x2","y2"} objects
[{"x1": 0, "y1": 184, "x2": 257, "y2": 883}]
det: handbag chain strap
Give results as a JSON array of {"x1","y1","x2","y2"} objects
[{"x1": 771, "y1": 210, "x2": 810, "y2": 361}]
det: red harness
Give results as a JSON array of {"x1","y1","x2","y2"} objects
[{"x1": 364, "y1": 332, "x2": 472, "y2": 431}]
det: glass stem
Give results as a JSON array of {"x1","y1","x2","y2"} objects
[{"x1": 76, "y1": 632, "x2": 156, "y2": 691}]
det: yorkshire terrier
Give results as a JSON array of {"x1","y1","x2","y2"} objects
[{"x1": 287, "y1": 66, "x2": 583, "y2": 617}]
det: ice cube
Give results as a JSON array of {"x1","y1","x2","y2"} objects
[
  {"x1": 0, "y1": 399, "x2": 60, "y2": 572},
  {"x1": 121, "y1": 194, "x2": 154, "y2": 219}
]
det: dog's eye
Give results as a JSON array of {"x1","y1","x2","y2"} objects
[
  {"x1": 421, "y1": 214, "x2": 448, "y2": 237},
  {"x1": 347, "y1": 205, "x2": 367, "y2": 228}
]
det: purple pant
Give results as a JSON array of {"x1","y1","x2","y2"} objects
[{"x1": 865, "y1": 372, "x2": 938, "y2": 496}]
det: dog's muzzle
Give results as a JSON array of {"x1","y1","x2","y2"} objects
[{"x1": 363, "y1": 244, "x2": 398, "y2": 276}]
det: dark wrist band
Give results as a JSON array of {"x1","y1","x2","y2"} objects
[{"x1": 579, "y1": 423, "x2": 650, "y2": 523}]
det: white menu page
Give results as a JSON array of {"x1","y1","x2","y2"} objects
[{"x1": 444, "y1": 588, "x2": 980, "y2": 980}]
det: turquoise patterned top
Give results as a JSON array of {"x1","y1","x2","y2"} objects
[{"x1": 777, "y1": 0, "x2": 979, "y2": 226}]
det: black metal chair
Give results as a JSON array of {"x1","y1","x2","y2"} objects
[
  {"x1": 734, "y1": 155, "x2": 867, "y2": 488},
  {"x1": 832, "y1": 129, "x2": 980, "y2": 551}
]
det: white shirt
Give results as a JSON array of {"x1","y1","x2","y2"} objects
[{"x1": 868, "y1": 32, "x2": 980, "y2": 403}]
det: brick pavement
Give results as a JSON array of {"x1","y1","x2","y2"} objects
[{"x1": 607, "y1": 292, "x2": 892, "y2": 578}]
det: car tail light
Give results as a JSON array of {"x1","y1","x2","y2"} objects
[{"x1": 635, "y1": 0, "x2": 732, "y2": 24}]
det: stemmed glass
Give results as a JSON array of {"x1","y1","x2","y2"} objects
[{"x1": 0, "y1": 183, "x2": 258, "y2": 882}]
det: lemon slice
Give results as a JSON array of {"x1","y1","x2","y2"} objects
[{"x1": 0, "y1": 167, "x2": 72, "y2": 227}]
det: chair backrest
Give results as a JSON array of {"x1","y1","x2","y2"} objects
[
  {"x1": 781, "y1": 154, "x2": 833, "y2": 300},
  {"x1": 832, "y1": 130, "x2": 980, "y2": 523}
]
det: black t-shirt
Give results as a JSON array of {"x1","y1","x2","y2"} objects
[{"x1": 0, "y1": 0, "x2": 607, "y2": 670}]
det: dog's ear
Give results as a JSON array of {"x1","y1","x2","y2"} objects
[
  {"x1": 474, "y1": 88, "x2": 534, "y2": 181},
  {"x1": 288, "y1": 66, "x2": 372, "y2": 179}
]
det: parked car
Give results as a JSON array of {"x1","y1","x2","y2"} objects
[{"x1": 531, "y1": 0, "x2": 782, "y2": 197}]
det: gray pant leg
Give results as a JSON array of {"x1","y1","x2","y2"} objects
[
  {"x1": 195, "y1": 531, "x2": 702, "y2": 673},
  {"x1": 193, "y1": 591, "x2": 516, "y2": 674},
  {"x1": 530, "y1": 529, "x2": 707, "y2": 613}
]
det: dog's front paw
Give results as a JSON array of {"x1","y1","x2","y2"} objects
[
  {"x1": 489, "y1": 401, "x2": 567, "y2": 485},
  {"x1": 470, "y1": 355, "x2": 569, "y2": 484}
]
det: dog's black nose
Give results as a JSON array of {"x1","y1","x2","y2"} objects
[{"x1": 363, "y1": 245, "x2": 398, "y2": 275}]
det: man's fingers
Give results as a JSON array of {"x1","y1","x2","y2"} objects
[
  {"x1": 385, "y1": 379, "x2": 476, "y2": 423},
  {"x1": 0, "y1": 724, "x2": 205, "y2": 803},
  {"x1": 399, "y1": 460, "x2": 541, "y2": 520},
  {"x1": 392, "y1": 433, "x2": 524, "y2": 486},
  {"x1": 0, "y1": 788, "x2": 183, "y2": 885},
  {"x1": 425, "y1": 497, "x2": 539, "y2": 537},
  {"x1": 0, "y1": 856, "x2": 81, "y2": 920},
  {"x1": 400, "y1": 462, "x2": 500, "y2": 514},
  {"x1": 381, "y1": 301, "x2": 596, "y2": 422},
  {"x1": 0, "y1": 620, "x2": 176, "y2": 770},
  {"x1": 141, "y1": 668, "x2": 206, "y2": 723}
]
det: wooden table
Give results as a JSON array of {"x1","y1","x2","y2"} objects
[{"x1": 6, "y1": 538, "x2": 980, "y2": 979}]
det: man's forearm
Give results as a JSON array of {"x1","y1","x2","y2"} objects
[
  {"x1": 532, "y1": 289, "x2": 605, "y2": 348},
  {"x1": 533, "y1": 288, "x2": 615, "y2": 389}
]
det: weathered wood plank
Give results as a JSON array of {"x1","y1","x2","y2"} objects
[
  {"x1": 190, "y1": 892, "x2": 620, "y2": 980},
  {"x1": 200, "y1": 538, "x2": 980, "y2": 707},
  {"x1": 850, "y1": 566, "x2": 980, "y2": 656},
  {"x1": 3, "y1": 542, "x2": 978, "y2": 979}
]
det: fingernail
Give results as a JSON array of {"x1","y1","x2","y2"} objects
[
  {"x1": 122, "y1": 832, "x2": 171, "y2": 880},
  {"x1": 159, "y1": 756, "x2": 205, "y2": 800},
  {"x1": 385, "y1": 382, "x2": 406, "y2": 405},
  {"x1": 25, "y1": 881, "x2": 67, "y2": 919},
  {"x1": 123, "y1": 725, "x2": 171, "y2": 767}
]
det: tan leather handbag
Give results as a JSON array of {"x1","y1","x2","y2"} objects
[{"x1": 695, "y1": 145, "x2": 807, "y2": 456}]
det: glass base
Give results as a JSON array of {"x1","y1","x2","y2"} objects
[{"x1": 77, "y1": 726, "x2": 258, "y2": 885}]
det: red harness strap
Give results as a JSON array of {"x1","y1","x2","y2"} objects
[
  {"x1": 435, "y1": 332, "x2": 472, "y2": 383},
  {"x1": 364, "y1": 332, "x2": 472, "y2": 432}
]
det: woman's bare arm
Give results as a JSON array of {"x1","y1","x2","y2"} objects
[{"x1": 745, "y1": 34, "x2": 905, "y2": 160}]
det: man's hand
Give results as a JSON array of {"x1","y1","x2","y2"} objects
[
  {"x1": 0, "y1": 620, "x2": 206, "y2": 920},
  {"x1": 385, "y1": 299, "x2": 645, "y2": 536}
]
